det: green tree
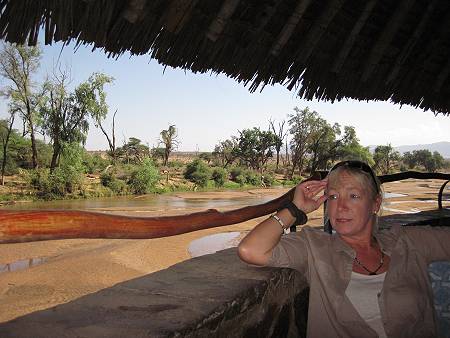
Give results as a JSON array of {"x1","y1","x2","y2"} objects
[
  {"x1": 432, "y1": 151, "x2": 445, "y2": 172},
  {"x1": 373, "y1": 144, "x2": 400, "y2": 174},
  {"x1": 307, "y1": 120, "x2": 340, "y2": 172},
  {"x1": 337, "y1": 126, "x2": 374, "y2": 165},
  {"x1": 184, "y1": 159, "x2": 210, "y2": 187},
  {"x1": 269, "y1": 119, "x2": 287, "y2": 171},
  {"x1": 128, "y1": 158, "x2": 160, "y2": 194},
  {"x1": 39, "y1": 68, "x2": 90, "y2": 171},
  {"x1": 401, "y1": 151, "x2": 417, "y2": 169},
  {"x1": 211, "y1": 167, "x2": 227, "y2": 187},
  {"x1": 0, "y1": 43, "x2": 42, "y2": 168},
  {"x1": 199, "y1": 152, "x2": 213, "y2": 164},
  {"x1": 159, "y1": 125, "x2": 179, "y2": 166},
  {"x1": 116, "y1": 137, "x2": 149, "y2": 164},
  {"x1": 288, "y1": 107, "x2": 318, "y2": 176},
  {"x1": 151, "y1": 147, "x2": 166, "y2": 163},
  {"x1": 234, "y1": 127, "x2": 276, "y2": 173},
  {"x1": 83, "y1": 73, "x2": 116, "y2": 162},
  {"x1": 410, "y1": 149, "x2": 445, "y2": 172},
  {"x1": 213, "y1": 138, "x2": 237, "y2": 168}
]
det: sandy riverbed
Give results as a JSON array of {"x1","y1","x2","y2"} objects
[{"x1": 0, "y1": 180, "x2": 448, "y2": 322}]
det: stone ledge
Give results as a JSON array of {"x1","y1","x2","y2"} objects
[{"x1": 0, "y1": 248, "x2": 309, "y2": 338}]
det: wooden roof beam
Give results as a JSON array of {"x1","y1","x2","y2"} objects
[
  {"x1": 331, "y1": 0, "x2": 377, "y2": 74},
  {"x1": 160, "y1": 0, "x2": 197, "y2": 34},
  {"x1": 122, "y1": 0, "x2": 147, "y2": 24},
  {"x1": 296, "y1": 0, "x2": 346, "y2": 65},
  {"x1": 206, "y1": 0, "x2": 241, "y2": 42},
  {"x1": 361, "y1": 0, "x2": 415, "y2": 82},
  {"x1": 385, "y1": 0, "x2": 438, "y2": 85},
  {"x1": 270, "y1": 0, "x2": 313, "y2": 57}
]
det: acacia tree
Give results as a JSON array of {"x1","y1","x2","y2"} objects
[
  {"x1": 336, "y1": 126, "x2": 374, "y2": 165},
  {"x1": 403, "y1": 149, "x2": 445, "y2": 172},
  {"x1": 0, "y1": 43, "x2": 42, "y2": 168},
  {"x1": 269, "y1": 119, "x2": 287, "y2": 171},
  {"x1": 213, "y1": 138, "x2": 238, "y2": 168},
  {"x1": 39, "y1": 68, "x2": 88, "y2": 171},
  {"x1": 159, "y1": 125, "x2": 179, "y2": 166},
  {"x1": 288, "y1": 107, "x2": 320, "y2": 176},
  {"x1": 84, "y1": 73, "x2": 116, "y2": 162},
  {"x1": 373, "y1": 144, "x2": 400, "y2": 174},
  {"x1": 234, "y1": 127, "x2": 276, "y2": 173},
  {"x1": 307, "y1": 118, "x2": 341, "y2": 172}
]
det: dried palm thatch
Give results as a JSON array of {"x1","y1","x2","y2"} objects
[{"x1": 0, "y1": 0, "x2": 449, "y2": 115}]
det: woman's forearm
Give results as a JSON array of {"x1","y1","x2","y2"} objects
[{"x1": 237, "y1": 209, "x2": 295, "y2": 266}]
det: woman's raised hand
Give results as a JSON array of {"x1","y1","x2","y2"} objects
[{"x1": 293, "y1": 179, "x2": 328, "y2": 214}]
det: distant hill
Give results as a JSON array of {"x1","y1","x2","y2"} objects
[{"x1": 369, "y1": 142, "x2": 450, "y2": 158}]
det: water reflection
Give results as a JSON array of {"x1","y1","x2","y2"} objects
[
  {"x1": 188, "y1": 232, "x2": 241, "y2": 258},
  {"x1": 0, "y1": 193, "x2": 276, "y2": 213},
  {"x1": 0, "y1": 257, "x2": 47, "y2": 274}
]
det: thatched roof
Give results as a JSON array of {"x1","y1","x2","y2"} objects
[{"x1": 1, "y1": 0, "x2": 450, "y2": 115}]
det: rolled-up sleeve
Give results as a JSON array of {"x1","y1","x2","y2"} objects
[{"x1": 267, "y1": 232, "x2": 308, "y2": 275}]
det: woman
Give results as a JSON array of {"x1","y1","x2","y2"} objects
[{"x1": 238, "y1": 160, "x2": 450, "y2": 338}]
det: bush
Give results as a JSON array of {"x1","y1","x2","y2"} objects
[
  {"x1": 229, "y1": 167, "x2": 243, "y2": 181},
  {"x1": 83, "y1": 152, "x2": 109, "y2": 174},
  {"x1": 244, "y1": 170, "x2": 261, "y2": 186},
  {"x1": 127, "y1": 158, "x2": 160, "y2": 194},
  {"x1": 261, "y1": 173, "x2": 274, "y2": 186},
  {"x1": 229, "y1": 167, "x2": 247, "y2": 186},
  {"x1": 184, "y1": 159, "x2": 210, "y2": 187},
  {"x1": 26, "y1": 165, "x2": 84, "y2": 199},
  {"x1": 291, "y1": 176, "x2": 305, "y2": 185},
  {"x1": 100, "y1": 171, "x2": 128, "y2": 194},
  {"x1": 211, "y1": 167, "x2": 227, "y2": 187}
]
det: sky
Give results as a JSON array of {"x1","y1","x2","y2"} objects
[{"x1": 1, "y1": 40, "x2": 450, "y2": 152}]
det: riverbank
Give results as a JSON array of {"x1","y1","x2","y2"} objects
[{"x1": 0, "y1": 180, "x2": 448, "y2": 323}]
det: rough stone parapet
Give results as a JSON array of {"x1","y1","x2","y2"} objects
[{"x1": 0, "y1": 248, "x2": 309, "y2": 338}]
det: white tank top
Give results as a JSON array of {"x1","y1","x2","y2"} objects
[{"x1": 345, "y1": 271, "x2": 387, "y2": 338}]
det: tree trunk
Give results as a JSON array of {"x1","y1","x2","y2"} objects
[
  {"x1": 29, "y1": 121, "x2": 38, "y2": 169},
  {"x1": 276, "y1": 150, "x2": 280, "y2": 171},
  {"x1": 50, "y1": 141, "x2": 61, "y2": 172},
  {"x1": 1, "y1": 114, "x2": 15, "y2": 185}
]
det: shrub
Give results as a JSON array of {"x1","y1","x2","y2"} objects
[
  {"x1": 127, "y1": 158, "x2": 160, "y2": 194},
  {"x1": 83, "y1": 152, "x2": 109, "y2": 174},
  {"x1": 211, "y1": 167, "x2": 227, "y2": 187},
  {"x1": 184, "y1": 159, "x2": 210, "y2": 187},
  {"x1": 100, "y1": 171, "x2": 128, "y2": 194},
  {"x1": 291, "y1": 176, "x2": 305, "y2": 185},
  {"x1": 26, "y1": 165, "x2": 83, "y2": 199},
  {"x1": 244, "y1": 170, "x2": 261, "y2": 186},
  {"x1": 230, "y1": 167, "x2": 247, "y2": 186},
  {"x1": 229, "y1": 167, "x2": 243, "y2": 181},
  {"x1": 261, "y1": 173, "x2": 274, "y2": 186}
]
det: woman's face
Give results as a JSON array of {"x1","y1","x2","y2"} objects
[{"x1": 327, "y1": 171, "x2": 381, "y2": 238}]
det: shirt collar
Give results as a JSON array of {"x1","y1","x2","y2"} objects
[{"x1": 330, "y1": 229, "x2": 395, "y2": 256}]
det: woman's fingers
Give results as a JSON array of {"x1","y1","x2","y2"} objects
[{"x1": 302, "y1": 180, "x2": 327, "y2": 197}]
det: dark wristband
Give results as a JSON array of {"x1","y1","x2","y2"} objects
[{"x1": 280, "y1": 201, "x2": 308, "y2": 226}]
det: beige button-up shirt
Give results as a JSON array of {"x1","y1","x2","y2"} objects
[{"x1": 268, "y1": 226, "x2": 450, "y2": 338}]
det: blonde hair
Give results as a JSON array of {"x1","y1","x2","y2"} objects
[{"x1": 326, "y1": 164, "x2": 383, "y2": 234}]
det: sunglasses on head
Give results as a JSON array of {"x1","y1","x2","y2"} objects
[{"x1": 329, "y1": 160, "x2": 380, "y2": 193}]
